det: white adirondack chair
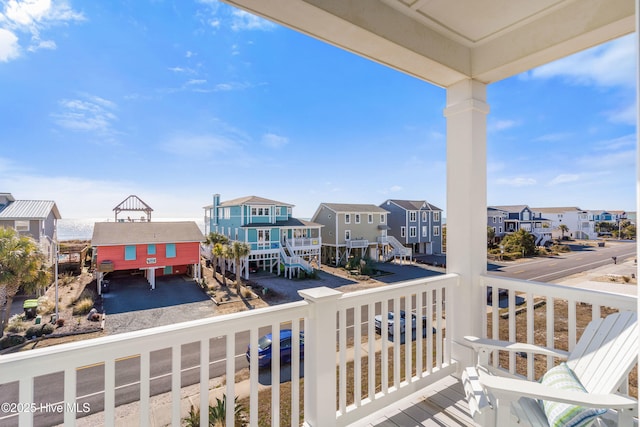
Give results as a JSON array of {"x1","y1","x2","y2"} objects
[{"x1": 462, "y1": 311, "x2": 638, "y2": 427}]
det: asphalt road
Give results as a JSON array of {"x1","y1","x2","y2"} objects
[{"x1": 487, "y1": 240, "x2": 636, "y2": 282}]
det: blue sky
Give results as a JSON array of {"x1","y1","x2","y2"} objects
[{"x1": 0, "y1": 1, "x2": 636, "y2": 220}]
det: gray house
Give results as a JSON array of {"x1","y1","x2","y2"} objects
[
  {"x1": 0, "y1": 192, "x2": 61, "y2": 265},
  {"x1": 311, "y1": 203, "x2": 390, "y2": 266},
  {"x1": 380, "y1": 199, "x2": 443, "y2": 255},
  {"x1": 488, "y1": 205, "x2": 552, "y2": 246}
]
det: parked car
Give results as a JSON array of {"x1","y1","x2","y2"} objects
[
  {"x1": 246, "y1": 329, "x2": 305, "y2": 368},
  {"x1": 374, "y1": 310, "x2": 428, "y2": 336}
]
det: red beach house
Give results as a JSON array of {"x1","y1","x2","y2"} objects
[{"x1": 92, "y1": 221, "x2": 204, "y2": 294}]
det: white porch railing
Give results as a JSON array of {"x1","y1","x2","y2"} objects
[
  {"x1": 0, "y1": 273, "x2": 635, "y2": 427},
  {"x1": 288, "y1": 237, "x2": 321, "y2": 248},
  {"x1": 481, "y1": 275, "x2": 637, "y2": 395},
  {"x1": 346, "y1": 239, "x2": 369, "y2": 249}
]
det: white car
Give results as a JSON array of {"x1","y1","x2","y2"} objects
[{"x1": 374, "y1": 310, "x2": 426, "y2": 336}]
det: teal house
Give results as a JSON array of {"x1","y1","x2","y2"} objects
[{"x1": 203, "y1": 194, "x2": 322, "y2": 279}]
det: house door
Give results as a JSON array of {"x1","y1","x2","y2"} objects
[{"x1": 164, "y1": 266, "x2": 173, "y2": 275}]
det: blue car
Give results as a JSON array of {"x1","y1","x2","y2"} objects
[{"x1": 246, "y1": 329, "x2": 305, "y2": 368}]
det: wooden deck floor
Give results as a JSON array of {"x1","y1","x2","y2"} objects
[{"x1": 351, "y1": 375, "x2": 477, "y2": 427}]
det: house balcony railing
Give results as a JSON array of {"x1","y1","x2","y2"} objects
[
  {"x1": 0, "y1": 273, "x2": 635, "y2": 426},
  {"x1": 346, "y1": 238, "x2": 369, "y2": 249},
  {"x1": 249, "y1": 241, "x2": 280, "y2": 252},
  {"x1": 377, "y1": 236, "x2": 389, "y2": 244},
  {"x1": 287, "y1": 237, "x2": 321, "y2": 249}
]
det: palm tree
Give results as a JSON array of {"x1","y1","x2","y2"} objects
[
  {"x1": 216, "y1": 244, "x2": 230, "y2": 287},
  {"x1": 558, "y1": 224, "x2": 569, "y2": 240},
  {"x1": 204, "y1": 232, "x2": 229, "y2": 282},
  {"x1": 228, "y1": 241, "x2": 251, "y2": 294},
  {"x1": 0, "y1": 228, "x2": 51, "y2": 335}
]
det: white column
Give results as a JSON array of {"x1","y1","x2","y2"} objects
[
  {"x1": 444, "y1": 79, "x2": 489, "y2": 370},
  {"x1": 298, "y1": 287, "x2": 342, "y2": 427},
  {"x1": 149, "y1": 268, "x2": 156, "y2": 290}
]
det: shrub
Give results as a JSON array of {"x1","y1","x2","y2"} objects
[
  {"x1": 37, "y1": 299, "x2": 55, "y2": 315},
  {"x1": 56, "y1": 318, "x2": 65, "y2": 327},
  {"x1": 241, "y1": 288, "x2": 253, "y2": 298},
  {"x1": 59, "y1": 272, "x2": 75, "y2": 286},
  {"x1": 0, "y1": 334, "x2": 26, "y2": 349},
  {"x1": 41, "y1": 324, "x2": 55, "y2": 335},
  {"x1": 6, "y1": 314, "x2": 26, "y2": 333},
  {"x1": 72, "y1": 298, "x2": 94, "y2": 315},
  {"x1": 25, "y1": 326, "x2": 44, "y2": 338},
  {"x1": 623, "y1": 275, "x2": 631, "y2": 283}
]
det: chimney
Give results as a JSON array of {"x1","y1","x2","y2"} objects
[{"x1": 212, "y1": 194, "x2": 220, "y2": 226}]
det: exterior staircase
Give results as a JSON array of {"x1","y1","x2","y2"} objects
[
  {"x1": 279, "y1": 245, "x2": 313, "y2": 277},
  {"x1": 382, "y1": 235, "x2": 412, "y2": 262}
]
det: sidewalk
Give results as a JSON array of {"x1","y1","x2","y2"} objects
[{"x1": 554, "y1": 257, "x2": 637, "y2": 296}]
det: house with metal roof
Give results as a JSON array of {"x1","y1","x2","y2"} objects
[
  {"x1": 531, "y1": 207, "x2": 596, "y2": 240},
  {"x1": 0, "y1": 192, "x2": 61, "y2": 265},
  {"x1": 488, "y1": 205, "x2": 552, "y2": 246},
  {"x1": 380, "y1": 199, "x2": 443, "y2": 256},
  {"x1": 311, "y1": 202, "x2": 391, "y2": 266},
  {"x1": 203, "y1": 194, "x2": 322, "y2": 279},
  {"x1": 92, "y1": 221, "x2": 203, "y2": 294}
]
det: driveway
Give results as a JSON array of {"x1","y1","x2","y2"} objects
[{"x1": 102, "y1": 274, "x2": 216, "y2": 334}]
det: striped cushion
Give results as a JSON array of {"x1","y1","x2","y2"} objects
[{"x1": 539, "y1": 362, "x2": 606, "y2": 427}]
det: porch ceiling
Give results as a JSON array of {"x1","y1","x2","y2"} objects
[{"x1": 221, "y1": 0, "x2": 635, "y2": 87}]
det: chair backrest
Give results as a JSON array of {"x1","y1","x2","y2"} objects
[{"x1": 567, "y1": 311, "x2": 638, "y2": 394}]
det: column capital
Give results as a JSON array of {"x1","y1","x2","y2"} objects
[{"x1": 444, "y1": 79, "x2": 490, "y2": 117}]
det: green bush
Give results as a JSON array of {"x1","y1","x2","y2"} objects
[
  {"x1": 25, "y1": 325, "x2": 44, "y2": 338},
  {"x1": 72, "y1": 297, "x2": 94, "y2": 315},
  {"x1": 41, "y1": 324, "x2": 55, "y2": 335},
  {"x1": 0, "y1": 334, "x2": 26, "y2": 349}
]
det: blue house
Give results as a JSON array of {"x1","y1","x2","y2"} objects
[
  {"x1": 203, "y1": 194, "x2": 322, "y2": 278},
  {"x1": 380, "y1": 199, "x2": 443, "y2": 255}
]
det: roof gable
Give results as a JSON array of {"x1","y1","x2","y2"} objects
[
  {"x1": 0, "y1": 200, "x2": 61, "y2": 220},
  {"x1": 219, "y1": 195, "x2": 293, "y2": 207}
]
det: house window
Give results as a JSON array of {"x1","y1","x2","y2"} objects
[
  {"x1": 251, "y1": 207, "x2": 268, "y2": 216},
  {"x1": 492, "y1": 216, "x2": 497, "y2": 223},
  {"x1": 147, "y1": 244, "x2": 156, "y2": 255},
  {"x1": 422, "y1": 226, "x2": 427, "y2": 237},
  {"x1": 235, "y1": 228, "x2": 238, "y2": 240},
  {"x1": 422, "y1": 211, "x2": 427, "y2": 222},
  {"x1": 433, "y1": 212, "x2": 440, "y2": 222},
  {"x1": 166, "y1": 243, "x2": 176, "y2": 258},
  {"x1": 409, "y1": 226, "x2": 417, "y2": 237},
  {"x1": 401, "y1": 226, "x2": 406, "y2": 237},
  {"x1": 499, "y1": 217, "x2": 503, "y2": 223},
  {"x1": 433, "y1": 226, "x2": 440, "y2": 236},
  {"x1": 15, "y1": 221, "x2": 30, "y2": 232},
  {"x1": 258, "y1": 229, "x2": 270, "y2": 242},
  {"x1": 380, "y1": 214, "x2": 386, "y2": 223},
  {"x1": 355, "y1": 214, "x2": 360, "y2": 224},
  {"x1": 345, "y1": 214, "x2": 351, "y2": 224},
  {"x1": 409, "y1": 211, "x2": 417, "y2": 222},
  {"x1": 125, "y1": 245, "x2": 136, "y2": 261},
  {"x1": 224, "y1": 208, "x2": 230, "y2": 219},
  {"x1": 499, "y1": 226, "x2": 503, "y2": 233},
  {"x1": 345, "y1": 230, "x2": 351, "y2": 240},
  {"x1": 368, "y1": 214, "x2": 373, "y2": 223}
]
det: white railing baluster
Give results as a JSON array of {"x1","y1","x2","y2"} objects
[
  {"x1": 444, "y1": 286, "x2": 451, "y2": 364},
  {"x1": 435, "y1": 287, "x2": 443, "y2": 370},
  {"x1": 104, "y1": 359, "x2": 115, "y2": 427},
  {"x1": 171, "y1": 345, "x2": 180, "y2": 427},
  {"x1": 426, "y1": 289, "x2": 433, "y2": 375},
  {"x1": 339, "y1": 307, "x2": 347, "y2": 414},
  {"x1": 508, "y1": 289, "x2": 516, "y2": 375},
  {"x1": 271, "y1": 323, "x2": 280, "y2": 427},
  {"x1": 367, "y1": 303, "x2": 375, "y2": 402},
  {"x1": 415, "y1": 291, "x2": 423, "y2": 379},
  {"x1": 568, "y1": 300, "x2": 577, "y2": 351},
  {"x1": 140, "y1": 351, "x2": 150, "y2": 426},
  {"x1": 18, "y1": 377, "x2": 33, "y2": 427},
  {"x1": 393, "y1": 297, "x2": 401, "y2": 390},
  {"x1": 526, "y1": 291, "x2": 534, "y2": 380},
  {"x1": 249, "y1": 328, "x2": 258, "y2": 427},
  {"x1": 225, "y1": 333, "x2": 235, "y2": 427},
  {"x1": 291, "y1": 320, "x2": 300, "y2": 426},
  {"x1": 354, "y1": 304, "x2": 362, "y2": 407},
  {"x1": 404, "y1": 292, "x2": 412, "y2": 385},
  {"x1": 546, "y1": 297, "x2": 554, "y2": 371},
  {"x1": 381, "y1": 299, "x2": 389, "y2": 395},
  {"x1": 491, "y1": 286, "x2": 499, "y2": 368},
  {"x1": 199, "y1": 339, "x2": 208, "y2": 427},
  {"x1": 63, "y1": 366, "x2": 76, "y2": 426}
]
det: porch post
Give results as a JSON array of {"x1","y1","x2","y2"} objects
[
  {"x1": 298, "y1": 287, "x2": 342, "y2": 427},
  {"x1": 444, "y1": 79, "x2": 489, "y2": 370}
]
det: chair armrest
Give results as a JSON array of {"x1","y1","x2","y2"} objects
[
  {"x1": 464, "y1": 336, "x2": 569, "y2": 360},
  {"x1": 479, "y1": 370, "x2": 638, "y2": 410}
]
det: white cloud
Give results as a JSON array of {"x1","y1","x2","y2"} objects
[
  {"x1": 496, "y1": 177, "x2": 536, "y2": 187},
  {"x1": 262, "y1": 133, "x2": 288, "y2": 149},
  {"x1": 534, "y1": 132, "x2": 572, "y2": 142},
  {"x1": 186, "y1": 79, "x2": 206, "y2": 85},
  {"x1": 605, "y1": 102, "x2": 637, "y2": 126},
  {"x1": 530, "y1": 35, "x2": 636, "y2": 88},
  {"x1": 0, "y1": 0, "x2": 84, "y2": 60},
  {"x1": 389, "y1": 185, "x2": 403, "y2": 192},
  {"x1": 548, "y1": 174, "x2": 580, "y2": 186},
  {"x1": 230, "y1": 9, "x2": 276, "y2": 32},
  {"x1": 51, "y1": 94, "x2": 118, "y2": 136},
  {"x1": 488, "y1": 119, "x2": 520, "y2": 132},
  {"x1": 0, "y1": 27, "x2": 19, "y2": 61}
]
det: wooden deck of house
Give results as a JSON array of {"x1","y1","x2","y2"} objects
[{"x1": 351, "y1": 375, "x2": 476, "y2": 427}]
